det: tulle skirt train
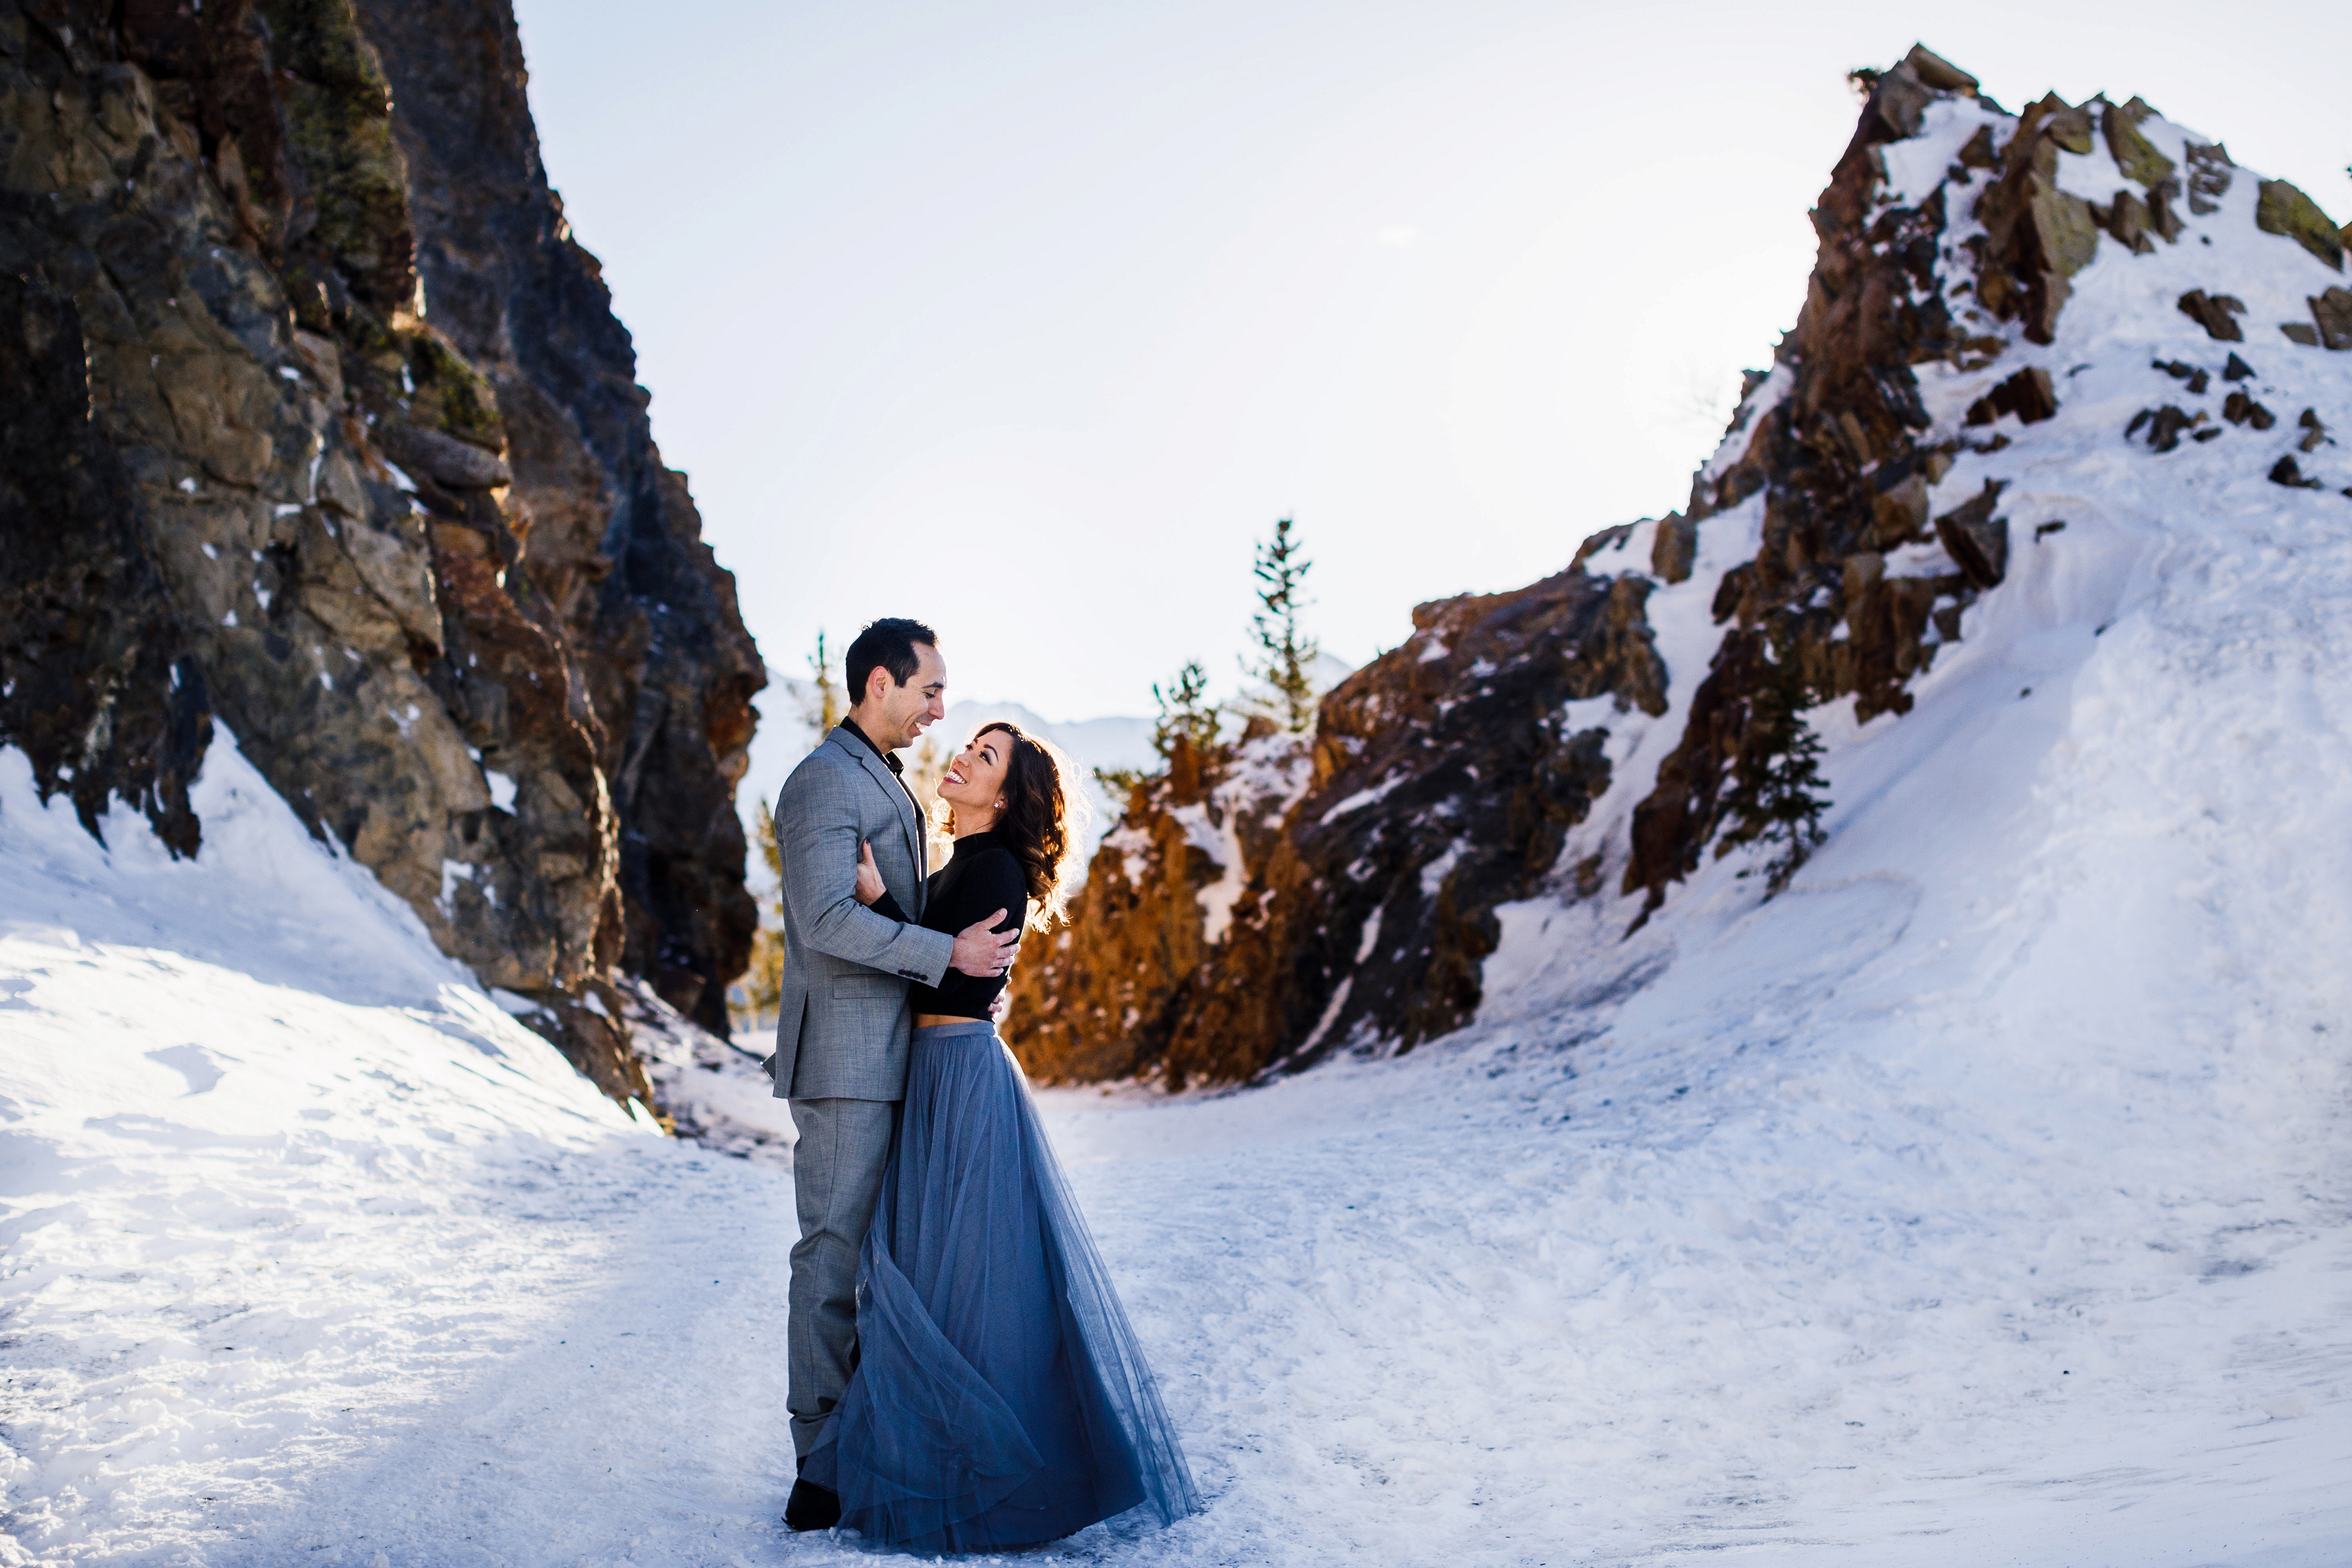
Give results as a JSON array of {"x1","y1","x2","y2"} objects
[{"x1": 802, "y1": 1022, "x2": 1199, "y2": 1552}]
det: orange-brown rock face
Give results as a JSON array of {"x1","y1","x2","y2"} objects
[
  {"x1": 1009, "y1": 568, "x2": 1667, "y2": 1088},
  {"x1": 1007, "y1": 731, "x2": 1310, "y2": 1087},
  {"x1": 0, "y1": 0, "x2": 760, "y2": 1106}
]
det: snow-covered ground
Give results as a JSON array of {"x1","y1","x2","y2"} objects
[
  {"x1": 7, "y1": 693, "x2": 2349, "y2": 1566},
  {"x1": 7, "y1": 95, "x2": 2352, "y2": 1568}
]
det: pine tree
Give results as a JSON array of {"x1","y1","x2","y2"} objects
[
  {"x1": 800, "y1": 628, "x2": 844, "y2": 739},
  {"x1": 737, "y1": 802, "x2": 788, "y2": 1030},
  {"x1": 1716, "y1": 654, "x2": 1832, "y2": 897},
  {"x1": 1248, "y1": 517, "x2": 1319, "y2": 732},
  {"x1": 1097, "y1": 660, "x2": 1222, "y2": 799},
  {"x1": 741, "y1": 629, "x2": 837, "y2": 1033},
  {"x1": 902, "y1": 732, "x2": 952, "y2": 837},
  {"x1": 1152, "y1": 659, "x2": 1220, "y2": 760},
  {"x1": 1091, "y1": 761, "x2": 1148, "y2": 798}
]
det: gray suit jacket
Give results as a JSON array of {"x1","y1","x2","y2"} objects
[{"x1": 767, "y1": 726, "x2": 956, "y2": 1100}]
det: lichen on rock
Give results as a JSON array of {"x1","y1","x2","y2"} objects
[
  {"x1": 2101, "y1": 96, "x2": 2175, "y2": 192},
  {"x1": 2256, "y1": 179, "x2": 2345, "y2": 273}
]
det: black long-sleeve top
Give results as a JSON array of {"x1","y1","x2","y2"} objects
[{"x1": 870, "y1": 830, "x2": 1028, "y2": 1018}]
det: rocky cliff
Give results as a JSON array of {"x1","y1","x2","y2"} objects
[
  {"x1": 1008, "y1": 43, "x2": 2352, "y2": 1088},
  {"x1": 1010, "y1": 573, "x2": 1666, "y2": 1090},
  {"x1": 0, "y1": 0, "x2": 761, "y2": 1108}
]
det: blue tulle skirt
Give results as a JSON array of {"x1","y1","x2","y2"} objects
[{"x1": 802, "y1": 1022, "x2": 1200, "y2": 1552}]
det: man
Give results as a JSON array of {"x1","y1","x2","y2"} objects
[{"x1": 767, "y1": 617, "x2": 1019, "y2": 1530}]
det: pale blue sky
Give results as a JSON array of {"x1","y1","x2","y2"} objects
[{"x1": 506, "y1": 0, "x2": 2347, "y2": 721}]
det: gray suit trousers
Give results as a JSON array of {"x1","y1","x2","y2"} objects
[{"x1": 787, "y1": 1096, "x2": 898, "y2": 1458}]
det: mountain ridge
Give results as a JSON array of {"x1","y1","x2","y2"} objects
[{"x1": 1007, "y1": 42, "x2": 2352, "y2": 1087}]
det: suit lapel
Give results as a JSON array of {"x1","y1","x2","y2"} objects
[{"x1": 830, "y1": 727, "x2": 926, "y2": 904}]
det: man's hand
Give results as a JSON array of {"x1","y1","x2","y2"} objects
[
  {"x1": 989, "y1": 990, "x2": 1011, "y2": 1025},
  {"x1": 950, "y1": 911, "x2": 1020, "y2": 977}
]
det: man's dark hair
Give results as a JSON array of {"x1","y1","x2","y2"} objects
[{"x1": 844, "y1": 617, "x2": 938, "y2": 703}]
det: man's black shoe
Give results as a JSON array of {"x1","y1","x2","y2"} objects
[{"x1": 785, "y1": 1476, "x2": 841, "y2": 1532}]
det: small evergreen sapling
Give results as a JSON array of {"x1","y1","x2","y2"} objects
[
  {"x1": 800, "y1": 629, "x2": 845, "y2": 738},
  {"x1": 1248, "y1": 517, "x2": 1320, "y2": 733},
  {"x1": 737, "y1": 801, "x2": 788, "y2": 1029},
  {"x1": 1091, "y1": 761, "x2": 1148, "y2": 797},
  {"x1": 737, "y1": 630, "x2": 843, "y2": 1029},
  {"x1": 1152, "y1": 659, "x2": 1222, "y2": 760},
  {"x1": 903, "y1": 732, "x2": 952, "y2": 835},
  {"x1": 1716, "y1": 654, "x2": 1832, "y2": 896},
  {"x1": 1096, "y1": 660, "x2": 1222, "y2": 797}
]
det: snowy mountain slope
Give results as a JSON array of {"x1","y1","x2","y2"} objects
[
  {"x1": 1411, "y1": 64, "x2": 2352, "y2": 1561},
  {"x1": 1005, "y1": 50, "x2": 2351, "y2": 1561},
  {"x1": 1486, "y1": 78, "x2": 2352, "y2": 1053},
  {"x1": 1006, "y1": 52, "x2": 2352, "y2": 1095}
]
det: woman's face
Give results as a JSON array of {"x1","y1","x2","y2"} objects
[{"x1": 939, "y1": 729, "x2": 1013, "y2": 822}]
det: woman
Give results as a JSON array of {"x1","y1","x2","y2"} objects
[{"x1": 798, "y1": 720, "x2": 1200, "y2": 1551}]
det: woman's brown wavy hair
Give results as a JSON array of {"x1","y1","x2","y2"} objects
[{"x1": 939, "y1": 721, "x2": 1087, "y2": 930}]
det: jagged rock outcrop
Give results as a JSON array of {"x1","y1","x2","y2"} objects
[
  {"x1": 1011, "y1": 42, "x2": 2351, "y2": 1086},
  {"x1": 350, "y1": 0, "x2": 763, "y2": 1032},
  {"x1": 1620, "y1": 44, "x2": 2007, "y2": 915},
  {"x1": 1008, "y1": 731, "x2": 1313, "y2": 1088},
  {"x1": 1009, "y1": 569, "x2": 1666, "y2": 1087},
  {"x1": 0, "y1": 0, "x2": 761, "y2": 1105},
  {"x1": 1624, "y1": 48, "x2": 2346, "y2": 913}
]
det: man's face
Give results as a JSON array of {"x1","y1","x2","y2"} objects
[{"x1": 872, "y1": 642, "x2": 947, "y2": 751}]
